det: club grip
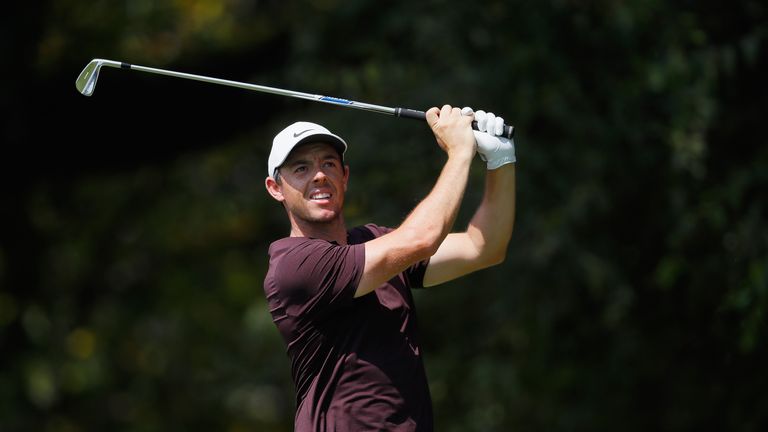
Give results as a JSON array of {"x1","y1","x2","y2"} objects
[
  {"x1": 395, "y1": 108, "x2": 427, "y2": 120},
  {"x1": 395, "y1": 107, "x2": 515, "y2": 139}
]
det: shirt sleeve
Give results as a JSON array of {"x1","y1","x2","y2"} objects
[{"x1": 273, "y1": 239, "x2": 365, "y2": 321}]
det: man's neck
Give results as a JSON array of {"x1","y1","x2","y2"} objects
[{"x1": 289, "y1": 217, "x2": 348, "y2": 245}]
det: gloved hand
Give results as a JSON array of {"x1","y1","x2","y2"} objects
[{"x1": 461, "y1": 107, "x2": 516, "y2": 169}]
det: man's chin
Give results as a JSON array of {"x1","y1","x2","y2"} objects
[{"x1": 305, "y1": 209, "x2": 341, "y2": 224}]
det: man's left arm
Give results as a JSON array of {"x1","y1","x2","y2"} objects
[{"x1": 423, "y1": 162, "x2": 515, "y2": 287}]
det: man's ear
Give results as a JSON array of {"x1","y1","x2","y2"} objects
[
  {"x1": 265, "y1": 176, "x2": 285, "y2": 202},
  {"x1": 343, "y1": 165, "x2": 350, "y2": 192}
]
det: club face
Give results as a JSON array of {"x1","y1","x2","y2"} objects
[{"x1": 75, "y1": 60, "x2": 102, "y2": 96}]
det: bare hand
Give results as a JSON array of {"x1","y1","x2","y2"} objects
[{"x1": 425, "y1": 105, "x2": 476, "y2": 160}]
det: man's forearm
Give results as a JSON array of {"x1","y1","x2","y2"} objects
[{"x1": 466, "y1": 164, "x2": 516, "y2": 262}]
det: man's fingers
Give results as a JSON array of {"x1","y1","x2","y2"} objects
[
  {"x1": 494, "y1": 116, "x2": 505, "y2": 136},
  {"x1": 430, "y1": 104, "x2": 474, "y2": 129},
  {"x1": 485, "y1": 112, "x2": 496, "y2": 135},
  {"x1": 425, "y1": 107, "x2": 440, "y2": 127},
  {"x1": 475, "y1": 110, "x2": 487, "y2": 132},
  {"x1": 461, "y1": 106, "x2": 474, "y2": 116}
]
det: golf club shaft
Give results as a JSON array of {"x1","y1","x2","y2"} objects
[{"x1": 97, "y1": 60, "x2": 516, "y2": 139}]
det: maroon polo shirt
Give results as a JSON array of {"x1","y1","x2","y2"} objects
[{"x1": 263, "y1": 223, "x2": 433, "y2": 431}]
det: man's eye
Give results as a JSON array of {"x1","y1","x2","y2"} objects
[
  {"x1": 324, "y1": 161, "x2": 337, "y2": 168},
  {"x1": 295, "y1": 166, "x2": 306, "y2": 173}
]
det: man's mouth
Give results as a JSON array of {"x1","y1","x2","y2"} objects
[{"x1": 309, "y1": 192, "x2": 331, "y2": 201}]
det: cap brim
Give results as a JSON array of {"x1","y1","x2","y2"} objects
[
  {"x1": 293, "y1": 133, "x2": 346, "y2": 155},
  {"x1": 272, "y1": 133, "x2": 347, "y2": 176}
]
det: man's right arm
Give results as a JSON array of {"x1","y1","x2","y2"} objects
[{"x1": 354, "y1": 105, "x2": 476, "y2": 297}]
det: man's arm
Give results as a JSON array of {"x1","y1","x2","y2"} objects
[
  {"x1": 423, "y1": 107, "x2": 517, "y2": 287},
  {"x1": 354, "y1": 105, "x2": 476, "y2": 298},
  {"x1": 423, "y1": 164, "x2": 515, "y2": 287}
]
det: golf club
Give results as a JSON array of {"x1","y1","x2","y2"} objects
[{"x1": 76, "y1": 58, "x2": 515, "y2": 139}]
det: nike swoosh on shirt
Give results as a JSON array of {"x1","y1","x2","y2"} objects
[{"x1": 293, "y1": 129, "x2": 313, "y2": 138}]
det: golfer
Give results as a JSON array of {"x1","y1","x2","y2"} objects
[{"x1": 263, "y1": 105, "x2": 516, "y2": 431}]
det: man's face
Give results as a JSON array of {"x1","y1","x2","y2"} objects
[{"x1": 267, "y1": 142, "x2": 348, "y2": 225}]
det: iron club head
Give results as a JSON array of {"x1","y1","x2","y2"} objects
[{"x1": 75, "y1": 59, "x2": 122, "y2": 96}]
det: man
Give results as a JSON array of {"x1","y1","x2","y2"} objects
[{"x1": 263, "y1": 105, "x2": 516, "y2": 431}]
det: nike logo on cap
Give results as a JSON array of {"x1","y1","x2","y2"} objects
[{"x1": 293, "y1": 129, "x2": 313, "y2": 138}]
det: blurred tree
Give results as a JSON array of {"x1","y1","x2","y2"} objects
[{"x1": 1, "y1": 0, "x2": 766, "y2": 431}]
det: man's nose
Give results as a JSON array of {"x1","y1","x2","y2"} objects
[{"x1": 312, "y1": 167, "x2": 327, "y2": 183}]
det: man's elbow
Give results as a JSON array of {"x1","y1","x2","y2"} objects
[
  {"x1": 400, "y1": 226, "x2": 442, "y2": 260},
  {"x1": 484, "y1": 249, "x2": 507, "y2": 267},
  {"x1": 482, "y1": 237, "x2": 512, "y2": 267},
  {"x1": 475, "y1": 224, "x2": 513, "y2": 268}
]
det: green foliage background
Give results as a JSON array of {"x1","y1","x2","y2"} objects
[{"x1": 1, "y1": 0, "x2": 767, "y2": 430}]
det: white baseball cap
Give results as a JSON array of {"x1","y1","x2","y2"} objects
[{"x1": 267, "y1": 121, "x2": 348, "y2": 177}]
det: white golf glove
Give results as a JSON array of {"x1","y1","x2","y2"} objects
[{"x1": 461, "y1": 107, "x2": 516, "y2": 169}]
